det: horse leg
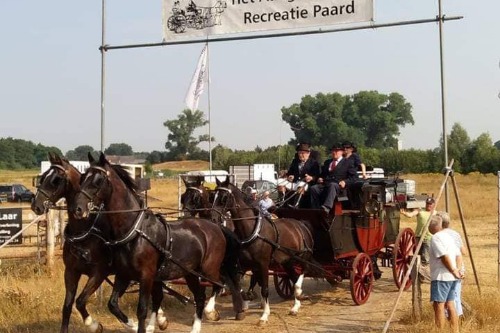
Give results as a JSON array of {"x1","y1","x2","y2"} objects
[
  {"x1": 184, "y1": 274, "x2": 207, "y2": 333},
  {"x1": 219, "y1": 262, "x2": 245, "y2": 320},
  {"x1": 136, "y1": 279, "x2": 154, "y2": 333},
  {"x1": 203, "y1": 286, "x2": 221, "y2": 321},
  {"x1": 75, "y1": 272, "x2": 107, "y2": 333},
  {"x1": 148, "y1": 281, "x2": 168, "y2": 332},
  {"x1": 107, "y1": 277, "x2": 137, "y2": 331},
  {"x1": 60, "y1": 268, "x2": 81, "y2": 333},
  {"x1": 256, "y1": 266, "x2": 271, "y2": 325},
  {"x1": 281, "y1": 261, "x2": 304, "y2": 316}
]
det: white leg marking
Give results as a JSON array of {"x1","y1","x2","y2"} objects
[
  {"x1": 83, "y1": 315, "x2": 100, "y2": 332},
  {"x1": 259, "y1": 299, "x2": 270, "y2": 322},
  {"x1": 157, "y1": 307, "x2": 167, "y2": 327},
  {"x1": 146, "y1": 312, "x2": 156, "y2": 333},
  {"x1": 204, "y1": 295, "x2": 216, "y2": 314},
  {"x1": 122, "y1": 318, "x2": 138, "y2": 332},
  {"x1": 242, "y1": 300, "x2": 250, "y2": 311},
  {"x1": 294, "y1": 274, "x2": 304, "y2": 298},
  {"x1": 190, "y1": 314, "x2": 202, "y2": 333}
]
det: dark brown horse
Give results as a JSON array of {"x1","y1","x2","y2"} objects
[
  {"x1": 70, "y1": 153, "x2": 244, "y2": 333},
  {"x1": 31, "y1": 153, "x2": 162, "y2": 333},
  {"x1": 211, "y1": 178, "x2": 315, "y2": 323},
  {"x1": 180, "y1": 176, "x2": 213, "y2": 219}
]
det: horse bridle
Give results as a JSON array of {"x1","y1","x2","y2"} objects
[
  {"x1": 78, "y1": 165, "x2": 110, "y2": 212},
  {"x1": 182, "y1": 187, "x2": 203, "y2": 212},
  {"x1": 36, "y1": 164, "x2": 68, "y2": 210}
]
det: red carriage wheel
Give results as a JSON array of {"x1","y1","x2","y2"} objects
[
  {"x1": 392, "y1": 228, "x2": 416, "y2": 290},
  {"x1": 350, "y1": 253, "x2": 374, "y2": 305},
  {"x1": 273, "y1": 273, "x2": 294, "y2": 299}
]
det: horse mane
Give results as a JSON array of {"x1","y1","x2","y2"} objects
[{"x1": 110, "y1": 164, "x2": 139, "y2": 192}]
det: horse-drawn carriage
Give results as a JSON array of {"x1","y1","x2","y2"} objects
[
  {"x1": 182, "y1": 174, "x2": 417, "y2": 307},
  {"x1": 271, "y1": 178, "x2": 416, "y2": 304}
]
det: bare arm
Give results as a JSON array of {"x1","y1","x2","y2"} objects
[
  {"x1": 400, "y1": 209, "x2": 419, "y2": 218},
  {"x1": 440, "y1": 255, "x2": 463, "y2": 279}
]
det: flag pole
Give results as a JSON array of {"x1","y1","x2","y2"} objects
[{"x1": 206, "y1": 41, "x2": 212, "y2": 172}]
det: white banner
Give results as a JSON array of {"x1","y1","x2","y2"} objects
[
  {"x1": 185, "y1": 44, "x2": 208, "y2": 110},
  {"x1": 163, "y1": 0, "x2": 373, "y2": 41}
]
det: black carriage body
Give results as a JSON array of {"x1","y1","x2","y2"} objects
[
  {"x1": 273, "y1": 178, "x2": 416, "y2": 304},
  {"x1": 276, "y1": 179, "x2": 399, "y2": 261}
]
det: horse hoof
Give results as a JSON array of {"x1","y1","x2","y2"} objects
[
  {"x1": 235, "y1": 312, "x2": 246, "y2": 321},
  {"x1": 289, "y1": 310, "x2": 298, "y2": 316},
  {"x1": 158, "y1": 319, "x2": 169, "y2": 331},
  {"x1": 205, "y1": 309, "x2": 220, "y2": 321},
  {"x1": 258, "y1": 319, "x2": 268, "y2": 326},
  {"x1": 95, "y1": 323, "x2": 103, "y2": 333}
]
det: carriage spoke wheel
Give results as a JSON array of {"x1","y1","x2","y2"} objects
[
  {"x1": 350, "y1": 253, "x2": 374, "y2": 305},
  {"x1": 392, "y1": 228, "x2": 416, "y2": 291},
  {"x1": 273, "y1": 274, "x2": 294, "y2": 299}
]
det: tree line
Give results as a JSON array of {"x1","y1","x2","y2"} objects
[{"x1": 1, "y1": 90, "x2": 498, "y2": 174}]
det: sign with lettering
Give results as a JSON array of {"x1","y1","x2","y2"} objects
[
  {"x1": 0, "y1": 208, "x2": 22, "y2": 245},
  {"x1": 163, "y1": 0, "x2": 373, "y2": 40}
]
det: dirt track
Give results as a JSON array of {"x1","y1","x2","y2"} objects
[{"x1": 121, "y1": 266, "x2": 411, "y2": 333}]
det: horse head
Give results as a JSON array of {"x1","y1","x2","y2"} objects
[
  {"x1": 31, "y1": 152, "x2": 81, "y2": 215},
  {"x1": 71, "y1": 152, "x2": 139, "y2": 220},
  {"x1": 211, "y1": 177, "x2": 249, "y2": 221},
  {"x1": 180, "y1": 175, "x2": 211, "y2": 217}
]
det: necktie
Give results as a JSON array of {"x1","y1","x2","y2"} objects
[{"x1": 330, "y1": 160, "x2": 337, "y2": 171}]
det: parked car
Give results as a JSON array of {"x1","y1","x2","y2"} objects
[
  {"x1": 0, "y1": 184, "x2": 35, "y2": 203},
  {"x1": 241, "y1": 180, "x2": 278, "y2": 200}
]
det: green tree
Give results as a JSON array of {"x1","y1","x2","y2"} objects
[
  {"x1": 281, "y1": 91, "x2": 414, "y2": 149},
  {"x1": 104, "y1": 143, "x2": 133, "y2": 156},
  {"x1": 463, "y1": 133, "x2": 499, "y2": 174},
  {"x1": 66, "y1": 145, "x2": 95, "y2": 160},
  {"x1": 163, "y1": 109, "x2": 213, "y2": 160},
  {"x1": 440, "y1": 123, "x2": 471, "y2": 172}
]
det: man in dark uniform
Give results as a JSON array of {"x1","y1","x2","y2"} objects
[
  {"x1": 310, "y1": 143, "x2": 357, "y2": 214},
  {"x1": 286, "y1": 142, "x2": 320, "y2": 187}
]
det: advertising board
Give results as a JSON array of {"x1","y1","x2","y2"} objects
[{"x1": 0, "y1": 208, "x2": 22, "y2": 245}]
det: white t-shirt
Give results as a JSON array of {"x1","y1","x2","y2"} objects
[
  {"x1": 442, "y1": 228, "x2": 464, "y2": 270},
  {"x1": 429, "y1": 230, "x2": 459, "y2": 281}
]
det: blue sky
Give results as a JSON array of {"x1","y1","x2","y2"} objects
[{"x1": 1, "y1": 1, "x2": 499, "y2": 154}]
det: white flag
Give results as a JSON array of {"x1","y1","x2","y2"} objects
[{"x1": 185, "y1": 45, "x2": 208, "y2": 111}]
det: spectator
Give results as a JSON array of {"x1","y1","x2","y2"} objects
[
  {"x1": 400, "y1": 197, "x2": 436, "y2": 266},
  {"x1": 309, "y1": 143, "x2": 357, "y2": 214},
  {"x1": 258, "y1": 190, "x2": 274, "y2": 218},
  {"x1": 428, "y1": 215, "x2": 462, "y2": 332},
  {"x1": 342, "y1": 141, "x2": 367, "y2": 179},
  {"x1": 438, "y1": 211, "x2": 467, "y2": 320}
]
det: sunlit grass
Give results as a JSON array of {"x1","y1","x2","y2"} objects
[{"x1": 0, "y1": 169, "x2": 499, "y2": 332}]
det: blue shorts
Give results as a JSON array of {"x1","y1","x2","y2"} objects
[{"x1": 430, "y1": 280, "x2": 458, "y2": 302}]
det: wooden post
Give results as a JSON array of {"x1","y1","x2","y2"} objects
[
  {"x1": 411, "y1": 255, "x2": 422, "y2": 321},
  {"x1": 46, "y1": 208, "x2": 56, "y2": 271}
]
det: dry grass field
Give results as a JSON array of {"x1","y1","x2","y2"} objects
[{"x1": 1, "y1": 166, "x2": 500, "y2": 332}]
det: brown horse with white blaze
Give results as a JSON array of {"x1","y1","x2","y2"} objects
[{"x1": 69, "y1": 153, "x2": 244, "y2": 333}]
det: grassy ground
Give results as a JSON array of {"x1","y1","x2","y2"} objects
[{"x1": 0, "y1": 169, "x2": 499, "y2": 332}]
